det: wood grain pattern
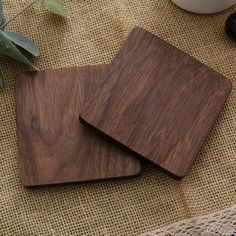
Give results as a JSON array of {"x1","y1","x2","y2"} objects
[
  {"x1": 16, "y1": 65, "x2": 141, "y2": 186},
  {"x1": 80, "y1": 27, "x2": 232, "y2": 178}
]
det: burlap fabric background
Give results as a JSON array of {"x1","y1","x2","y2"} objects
[{"x1": 0, "y1": 1, "x2": 235, "y2": 235}]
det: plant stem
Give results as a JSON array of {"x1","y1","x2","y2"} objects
[{"x1": 0, "y1": 0, "x2": 39, "y2": 29}]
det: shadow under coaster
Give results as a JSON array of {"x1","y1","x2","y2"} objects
[
  {"x1": 80, "y1": 27, "x2": 232, "y2": 178},
  {"x1": 16, "y1": 65, "x2": 141, "y2": 186}
]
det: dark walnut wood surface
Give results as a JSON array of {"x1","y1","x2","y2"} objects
[
  {"x1": 80, "y1": 27, "x2": 232, "y2": 178},
  {"x1": 16, "y1": 65, "x2": 141, "y2": 186}
]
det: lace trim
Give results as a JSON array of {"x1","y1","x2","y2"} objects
[{"x1": 141, "y1": 205, "x2": 236, "y2": 236}]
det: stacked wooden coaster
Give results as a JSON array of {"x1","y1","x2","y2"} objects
[{"x1": 16, "y1": 27, "x2": 232, "y2": 186}]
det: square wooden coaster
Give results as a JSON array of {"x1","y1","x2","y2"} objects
[
  {"x1": 16, "y1": 65, "x2": 141, "y2": 186},
  {"x1": 80, "y1": 27, "x2": 232, "y2": 178}
]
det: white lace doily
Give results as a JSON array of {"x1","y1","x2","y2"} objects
[{"x1": 140, "y1": 204, "x2": 236, "y2": 236}]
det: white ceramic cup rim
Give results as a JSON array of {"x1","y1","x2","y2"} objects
[{"x1": 171, "y1": 0, "x2": 236, "y2": 14}]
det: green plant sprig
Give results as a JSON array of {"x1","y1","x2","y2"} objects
[{"x1": 0, "y1": 0, "x2": 69, "y2": 88}]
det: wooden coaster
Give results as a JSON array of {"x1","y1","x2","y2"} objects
[
  {"x1": 80, "y1": 27, "x2": 232, "y2": 178},
  {"x1": 16, "y1": 65, "x2": 141, "y2": 186}
]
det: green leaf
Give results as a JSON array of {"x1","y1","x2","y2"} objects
[
  {"x1": 2, "y1": 30, "x2": 40, "y2": 57},
  {"x1": 40, "y1": 0, "x2": 69, "y2": 17},
  {"x1": 0, "y1": 30, "x2": 38, "y2": 70},
  {"x1": 0, "y1": 0, "x2": 5, "y2": 26},
  {"x1": 0, "y1": 71, "x2": 4, "y2": 88}
]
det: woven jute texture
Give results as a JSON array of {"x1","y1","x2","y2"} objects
[{"x1": 0, "y1": 1, "x2": 236, "y2": 235}]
